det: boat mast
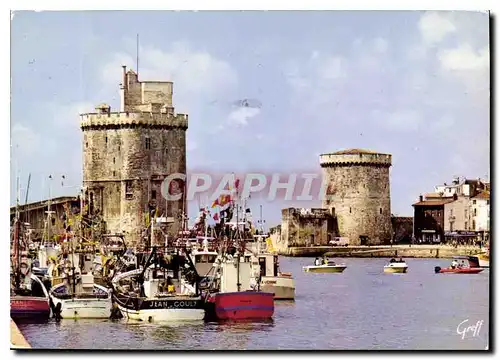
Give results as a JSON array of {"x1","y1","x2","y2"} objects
[{"x1": 235, "y1": 183, "x2": 241, "y2": 292}]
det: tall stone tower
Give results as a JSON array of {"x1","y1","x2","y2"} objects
[
  {"x1": 80, "y1": 66, "x2": 188, "y2": 246},
  {"x1": 320, "y1": 149, "x2": 392, "y2": 245}
]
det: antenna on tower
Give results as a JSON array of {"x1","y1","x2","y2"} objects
[{"x1": 136, "y1": 33, "x2": 140, "y2": 76}]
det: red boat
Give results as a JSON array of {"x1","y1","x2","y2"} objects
[
  {"x1": 11, "y1": 293, "x2": 51, "y2": 320},
  {"x1": 434, "y1": 256, "x2": 485, "y2": 274},
  {"x1": 205, "y1": 291, "x2": 274, "y2": 320},
  {"x1": 434, "y1": 267, "x2": 484, "y2": 274}
]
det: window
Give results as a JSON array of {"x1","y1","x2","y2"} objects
[
  {"x1": 151, "y1": 190, "x2": 157, "y2": 199},
  {"x1": 473, "y1": 200, "x2": 476, "y2": 205},
  {"x1": 349, "y1": 207, "x2": 352, "y2": 213},
  {"x1": 145, "y1": 137, "x2": 151, "y2": 150},
  {"x1": 105, "y1": 136, "x2": 108, "y2": 144},
  {"x1": 465, "y1": 222, "x2": 468, "y2": 230},
  {"x1": 472, "y1": 220, "x2": 476, "y2": 229},
  {"x1": 118, "y1": 145, "x2": 121, "y2": 151},
  {"x1": 113, "y1": 157, "x2": 115, "y2": 164},
  {"x1": 125, "y1": 181, "x2": 133, "y2": 200},
  {"x1": 450, "y1": 209, "x2": 453, "y2": 216},
  {"x1": 85, "y1": 142, "x2": 88, "y2": 148},
  {"x1": 331, "y1": 207, "x2": 335, "y2": 216},
  {"x1": 474, "y1": 208, "x2": 477, "y2": 216},
  {"x1": 112, "y1": 171, "x2": 116, "y2": 177},
  {"x1": 379, "y1": 208, "x2": 382, "y2": 214},
  {"x1": 487, "y1": 200, "x2": 490, "y2": 205}
]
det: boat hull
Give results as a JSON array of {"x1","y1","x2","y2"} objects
[
  {"x1": 50, "y1": 283, "x2": 112, "y2": 319},
  {"x1": 114, "y1": 295, "x2": 205, "y2": 322},
  {"x1": 384, "y1": 266, "x2": 408, "y2": 274},
  {"x1": 205, "y1": 291, "x2": 274, "y2": 320},
  {"x1": 303, "y1": 265, "x2": 346, "y2": 273},
  {"x1": 51, "y1": 296, "x2": 112, "y2": 319},
  {"x1": 10, "y1": 296, "x2": 50, "y2": 320},
  {"x1": 260, "y1": 276, "x2": 295, "y2": 300},
  {"x1": 435, "y1": 266, "x2": 484, "y2": 274}
]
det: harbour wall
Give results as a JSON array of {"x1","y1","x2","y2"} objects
[
  {"x1": 11, "y1": 319, "x2": 31, "y2": 349},
  {"x1": 276, "y1": 245, "x2": 484, "y2": 259}
]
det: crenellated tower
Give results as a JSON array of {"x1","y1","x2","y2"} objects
[
  {"x1": 80, "y1": 66, "x2": 188, "y2": 245},
  {"x1": 320, "y1": 149, "x2": 393, "y2": 245}
]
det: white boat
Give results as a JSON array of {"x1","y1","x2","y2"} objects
[
  {"x1": 111, "y1": 247, "x2": 205, "y2": 322},
  {"x1": 50, "y1": 275, "x2": 112, "y2": 319},
  {"x1": 48, "y1": 251, "x2": 113, "y2": 319},
  {"x1": 383, "y1": 259, "x2": 408, "y2": 273},
  {"x1": 249, "y1": 236, "x2": 295, "y2": 300},
  {"x1": 303, "y1": 263, "x2": 347, "y2": 273}
]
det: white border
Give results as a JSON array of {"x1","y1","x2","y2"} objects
[{"x1": 3, "y1": 1, "x2": 497, "y2": 359}]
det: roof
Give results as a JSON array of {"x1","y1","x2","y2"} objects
[
  {"x1": 10, "y1": 196, "x2": 79, "y2": 213},
  {"x1": 424, "y1": 192, "x2": 442, "y2": 198},
  {"x1": 412, "y1": 199, "x2": 454, "y2": 206},
  {"x1": 330, "y1": 148, "x2": 377, "y2": 155},
  {"x1": 473, "y1": 191, "x2": 490, "y2": 200}
]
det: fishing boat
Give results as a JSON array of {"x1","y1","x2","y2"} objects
[
  {"x1": 203, "y1": 192, "x2": 274, "y2": 320},
  {"x1": 10, "y1": 180, "x2": 51, "y2": 321},
  {"x1": 250, "y1": 235, "x2": 295, "y2": 300},
  {"x1": 48, "y1": 251, "x2": 112, "y2": 319},
  {"x1": 112, "y1": 246, "x2": 205, "y2": 322},
  {"x1": 435, "y1": 256, "x2": 485, "y2": 274},
  {"x1": 384, "y1": 258, "x2": 409, "y2": 274}
]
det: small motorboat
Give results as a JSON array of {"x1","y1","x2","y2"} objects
[
  {"x1": 303, "y1": 262, "x2": 347, "y2": 273},
  {"x1": 434, "y1": 256, "x2": 485, "y2": 274},
  {"x1": 384, "y1": 258, "x2": 408, "y2": 274}
]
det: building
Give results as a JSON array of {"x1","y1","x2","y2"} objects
[
  {"x1": 412, "y1": 195, "x2": 453, "y2": 243},
  {"x1": 414, "y1": 177, "x2": 490, "y2": 245},
  {"x1": 10, "y1": 196, "x2": 80, "y2": 242},
  {"x1": 80, "y1": 66, "x2": 188, "y2": 246},
  {"x1": 319, "y1": 148, "x2": 393, "y2": 245},
  {"x1": 273, "y1": 208, "x2": 336, "y2": 251},
  {"x1": 471, "y1": 190, "x2": 490, "y2": 243}
]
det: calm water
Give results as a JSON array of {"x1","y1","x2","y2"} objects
[{"x1": 17, "y1": 258, "x2": 489, "y2": 350}]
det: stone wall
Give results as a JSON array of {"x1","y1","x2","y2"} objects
[
  {"x1": 280, "y1": 208, "x2": 336, "y2": 248},
  {"x1": 320, "y1": 150, "x2": 392, "y2": 245}
]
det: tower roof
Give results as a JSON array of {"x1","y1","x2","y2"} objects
[{"x1": 330, "y1": 148, "x2": 378, "y2": 155}]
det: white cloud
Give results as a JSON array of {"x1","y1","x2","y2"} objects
[
  {"x1": 101, "y1": 41, "x2": 238, "y2": 109},
  {"x1": 317, "y1": 56, "x2": 345, "y2": 80},
  {"x1": 372, "y1": 37, "x2": 389, "y2": 54},
  {"x1": 383, "y1": 110, "x2": 421, "y2": 132},
  {"x1": 227, "y1": 107, "x2": 261, "y2": 126},
  {"x1": 418, "y1": 12, "x2": 456, "y2": 45},
  {"x1": 11, "y1": 124, "x2": 40, "y2": 157},
  {"x1": 438, "y1": 44, "x2": 489, "y2": 72}
]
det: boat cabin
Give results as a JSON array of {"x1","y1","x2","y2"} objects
[{"x1": 257, "y1": 253, "x2": 279, "y2": 277}]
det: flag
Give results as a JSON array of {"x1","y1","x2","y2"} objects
[{"x1": 211, "y1": 198, "x2": 220, "y2": 208}]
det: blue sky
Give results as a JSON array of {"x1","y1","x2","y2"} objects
[{"x1": 10, "y1": 11, "x2": 490, "y2": 227}]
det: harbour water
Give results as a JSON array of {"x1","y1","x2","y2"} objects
[{"x1": 17, "y1": 257, "x2": 489, "y2": 350}]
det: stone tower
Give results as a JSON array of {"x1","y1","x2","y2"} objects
[
  {"x1": 80, "y1": 66, "x2": 188, "y2": 246},
  {"x1": 320, "y1": 149, "x2": 392, "y2": 245}
]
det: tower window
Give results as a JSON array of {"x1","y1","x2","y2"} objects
[
  {"x1": 380, "y1": 208, "x2": 382, "y2": 214},
  {"x1": 118, "y1": 145, "x2": 120, "y2": 151},
  {"x1": 151, "y1": 190, "x2": 157, "y2": 199},
  {"x1": 125, "y1": 181, "x2": 133, "y2": 200},
  {"x1": 145, "y1": 137, "x2": 151, "y2": 150},
  {"x1": 112, "y1": 171, "x2": 116, "y2": 177},
  {"x1": 349, "y1": 207, "x2": 352, "y2": 213},
  {"x1": 85, "y1": 142, "x2": 88, "y2": 148},
  {"x1": 105, "y1": 136, "x2": 108, "y2": 144},
  {"x1": 113, "y1": 157, "x2": 116, "y2": 164}
]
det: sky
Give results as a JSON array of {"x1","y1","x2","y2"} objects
[{"x1": 10, "y1": 10, "x2": 490, "y2": 227}]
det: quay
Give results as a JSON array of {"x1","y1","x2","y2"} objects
[
  {"x1": 276, "y1": 245, "x2": 485, "y2": 258},
  {"x1": 11, "y1": 319, "x2": 31, "y2": 349}
]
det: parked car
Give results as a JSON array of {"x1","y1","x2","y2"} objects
[{"x1": 329, "y1": 237, "x2": 350, "y2": 247}]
